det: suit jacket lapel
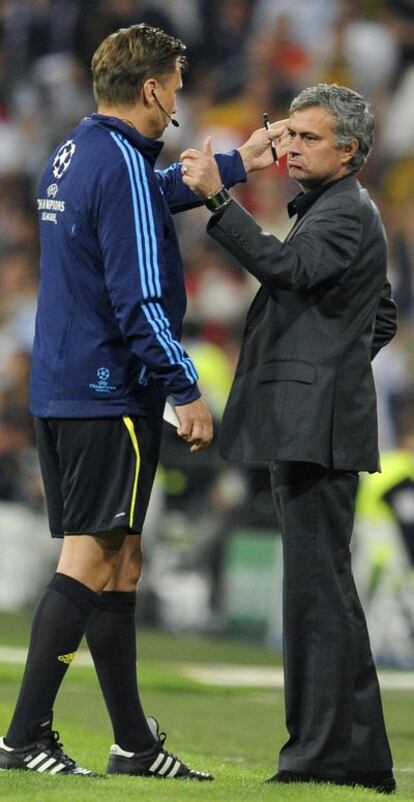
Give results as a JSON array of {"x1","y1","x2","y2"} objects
[
  {"x1": 246, "y1": 206, "x2": 311, "y2": 324},
  {"x1": 284, "y1": 176, "x2": 359, "y2": 242},
  {"x1": 285, "y1": 215, "x2": 306, "y2": 242}
]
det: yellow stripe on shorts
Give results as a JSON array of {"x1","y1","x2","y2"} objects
[{"x1": 122, "y1": 416, "x2": 141, "y2": 528}]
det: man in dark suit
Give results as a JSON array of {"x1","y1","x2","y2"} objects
[{"x1": 181, "y1": 84, "x2": 398, "y2": 793}]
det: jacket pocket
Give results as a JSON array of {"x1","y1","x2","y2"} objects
[{"x1": 259, "y1": 360, "x2": 315, "y2": 384}]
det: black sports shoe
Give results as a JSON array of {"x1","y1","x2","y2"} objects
[
  {"x1": 0, "y1": 720, "x2": 97, "y2": 776},
  {"x1": 267, "y1": 769, "x2": 396, "y2": 794},
  {"x1": 347, "y1": 770, "x2": 396, "y2": 794},
  {"x1": 107, "y1": 716, "x2": 213, "y2": 781},
  {"x1": 266, "y1": 770, "x2": 345, "y2": 786}
]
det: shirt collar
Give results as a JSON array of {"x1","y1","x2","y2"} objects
[
  {"x1": 84, "y1": 114, "x2": 164, "y2": 166},
  {"x1": 287, "y1": 176, "x2": 349, "y2": 219}
]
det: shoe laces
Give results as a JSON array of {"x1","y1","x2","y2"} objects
[
  {"x1": 157, "y1": 730, "x2": 167, "y2": 748},
  {"x1": 42, "y1": 729, "x2": 76, "y2": 768},
  {"x1": 156, "y1": 736, "x2": 189, "y2": 771},
  {"x1": 156, "y1": 730, "x2": 174, "y2": 759}
]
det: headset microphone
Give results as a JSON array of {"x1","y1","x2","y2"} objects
[{"x1": 152, "y1": 92, "x2": 179, "y2": 127}]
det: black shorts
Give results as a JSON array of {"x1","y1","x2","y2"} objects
[{"x1": 34, "y1": 416, "x2": 162, "y2": 538}]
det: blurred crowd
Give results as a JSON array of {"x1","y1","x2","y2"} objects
[{"x1": 1, "y1": 0, "x2": 414, "y2": 514}]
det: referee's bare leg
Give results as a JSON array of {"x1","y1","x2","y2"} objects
[{"x1": 57, "y1": 530, "x2": 142, "y2": 592}]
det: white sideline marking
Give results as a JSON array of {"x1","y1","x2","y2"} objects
[
  {"x1": 181, "y1": 665, "x2": 286, "y2": 688},
  {"x1": 1, "y1": 647, "x2": 414, "y2": 690},
  {"x1": 0, "y1": 647, "x2": 93, "y2": 667},
  {"x1": 181, "y1": 663, "x2": 414, "y2": 691}
]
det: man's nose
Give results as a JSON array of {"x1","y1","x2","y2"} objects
[{"x1": 288, "y1": 135, "x2": 302, "y2": 154}]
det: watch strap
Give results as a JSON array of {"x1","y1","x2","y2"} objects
[{"x1": 205, "y1": 185, "x2": 231, "y2": 213}]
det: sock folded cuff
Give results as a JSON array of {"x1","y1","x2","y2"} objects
[
  {"x1": 97, "y1": 590, "x2": 137, "y2": 614},
  {"x1": 48, "y1": 573, "x2": 97, "y2": 613}
]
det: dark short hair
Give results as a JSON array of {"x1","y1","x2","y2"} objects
[
  {"x1": 92, "y1": 23, "x2": 187, "y2": 106},
  {"x1": 290, "y1": 83, "x2": 375, "y2": 173}
]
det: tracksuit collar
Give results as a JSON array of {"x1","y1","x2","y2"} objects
[{"x1": 86, "y1": 113, "x2": 164, "y2": 166}]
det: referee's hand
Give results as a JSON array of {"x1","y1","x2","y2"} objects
[{"x1": 175, "y1": 397, "x2": 213, "y2": 453}]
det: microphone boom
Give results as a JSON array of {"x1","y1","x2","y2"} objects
[{"x1": 152, "y1": 93, "x2": 179, "y2": 128}]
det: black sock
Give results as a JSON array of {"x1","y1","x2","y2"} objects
[
  {"x1": 6, "y1": 573, "x2": 97, "y2": 747},
  {"x1": 85, "y1": 591, "x2": 155, "y2": 752}
]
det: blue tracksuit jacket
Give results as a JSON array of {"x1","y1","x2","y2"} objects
[{"x1": 30, "y1": 114, "x2": 246, "y2": 418}]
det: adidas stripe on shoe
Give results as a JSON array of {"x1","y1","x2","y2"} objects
[
  {"x1": 107, "y1": 716, "x2": 213, "y2": 781},
  {"x1": 0, "y1": 730, "x2": 96, "y2": 776}
]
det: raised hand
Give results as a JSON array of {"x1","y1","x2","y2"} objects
[
  {"x1": 180, "y1": 137, "x2": 222, "y2": 199},
  {"x1": 237, "y1": 119, "x2": 289, "y2": 173}
]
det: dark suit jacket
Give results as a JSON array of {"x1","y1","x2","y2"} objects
[{"x1": 207, "y1": 175, "x2": 398, "y2": 472}]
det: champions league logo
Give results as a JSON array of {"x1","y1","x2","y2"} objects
[
  {"x1": 89, "y1": 367, "x2": 116, "y2": 394},
  {"x1": 37, "y1": 183, "x2": 65, "y2": 224},
  {"x1": 97, "y1": 367, "x2": 110, "y2": 382},
  {"x1": 52, "y1": 140, "x2": 76, "y2": 180}
]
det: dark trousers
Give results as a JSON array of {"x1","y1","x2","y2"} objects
[{"x1": 270, "y1": 461, "x2": 393, "y2": 777}]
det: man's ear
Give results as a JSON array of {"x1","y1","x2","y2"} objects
[
  {"x1": 341, "y1": 138, "x2": 359, "y2": 166},
  {"x1": 142, "y1": 78, "x2": 157, "y2": 107}
]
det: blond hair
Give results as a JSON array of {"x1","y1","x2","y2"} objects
[{"x1": 92, "y1": 23, "x2": 187, "y2": 107}]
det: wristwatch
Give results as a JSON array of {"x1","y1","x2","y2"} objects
[{"x1": 205, "y1": 185, "x2": 231, "y2": 214}]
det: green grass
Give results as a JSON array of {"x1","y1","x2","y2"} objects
[
  {"x1": 0, "y1": 613, "x2": 413, "y2": 801},
  {"x1": 0, "y1": 610, "x2": 282, "y2": 664}
]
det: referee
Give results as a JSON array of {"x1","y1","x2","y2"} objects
[{"x1": 0, "y1": 23, "x2": 281, "y2": 779}]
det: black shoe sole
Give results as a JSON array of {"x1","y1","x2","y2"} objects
[
  {"x1": 107, "y1": 767, "x2": 213, "y2": 781},
  {"x1": 267, "y1": 770, "x2": 396, "y2": 794}
]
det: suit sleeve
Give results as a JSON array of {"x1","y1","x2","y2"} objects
[
  {"x1": 96, "y1": 148, "x2": 200, "y2": 406},
  {"x1": 155, "y1": 150, "x2": 246, "y2": 214},
  {"x1": 371, "y1": 278, "x2": 398, "y2": 359},
  {"x1": 207, "y1": 198, "x2": 362, "y2": 290}
]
